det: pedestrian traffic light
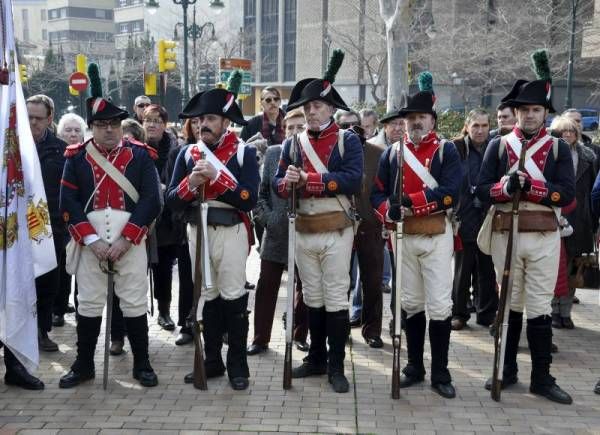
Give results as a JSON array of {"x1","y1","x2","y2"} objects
[
  {"x1": 158, "y1": 39, "x2": 177, "y2": 73},
  {"x1": 18, "y1": 64, "x2": 28, "y2": 84}
]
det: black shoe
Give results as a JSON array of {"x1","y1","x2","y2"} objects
[
  {"x1": 489, "y1": 323, "x2": 496, "y2": 337},
  {"x1": 4, "y1": 366, "x2": 44, "y2": 390},
  {"x1": 365, "y1": 336, "x2": 383, "y2": 348},
  {"x1": 157, "y1": 314, "x2": 175, "y2": 331},
  {"x1": 184, "y1": 372, "x2": 194, "y2": 384},
  {"x1": 349, "y1": 317, "x2": 361, "y2": 328},
  {"x1": 328, "y1": 372, "x2": 349, "y2": 393},
  {"x1": 247, "y1": 343, "x2": 268, "y2": 355},
  {"x1": 551, "y1": 342, "x2": 559, "y2": 353},
  {"x1": 230, "y1": 376, "x2": 249, "y2": 390},
  {"x1": 291, "y1": 362, "x2": 327, "y2": 378},
  {"x1": 594, "y1": 380, "x2": 600, "y2": 395},
  {"x1": 175, "y1": 332, "x2": 193, "y2": 346},
  {"x1": 551, "y1": 313, "x2": 563, "y2": 329},
  {"x1": 294, "y1": 340, "x2": 309, "y2": 352},
  {"x1": 110, "y1": 340, "x2": 125, "y2": 356},
  {"x1": 530, "y1": 383, "x2": 573, "y2": 404},
  {"x1": 59, "y1": 370, "x2": 94, "y2": 389},
  {"x1": 432, "y1": 382, "x2": 456, "y2": 398},
  {"x1": 451, "y1": 317, "x2": 466, "y2": 331},
  {"x1": 572, "y1": 296, "x2": 580, "y2": 304},
  {"x1": 65, "y1": 304, "x2": 76, "y2": 314},
  {"x1": 381, "y1": 284, "x2": 391, "y2": 294},
  {"x1": 52, "y1": 314, "x2": 65, "y2": 327},
  {"x1": 244, "y1": 281, "x2": 255, "y2": 290},
  {"x1": 133, "y1": 368, "x2": 158, "y2": 387},
  {"x1": 561, "y1": 317, "x2": 575, "y2": 329},
  {"x1": 38, "y1": 332, "x2": 59, "y2": 352},
  {"x1": 476, "y1": 318, "x2": 494, "y2": 327},
  {"x1": 399, "y1": 373, "x2": 424, "y2": 388},
  {"x1": 484, "y1": 374, "x2": 518, "y2": 391}
]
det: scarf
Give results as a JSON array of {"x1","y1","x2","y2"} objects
[{"x1": 262, "y1": 110, "x2": 285, "y2": 145}]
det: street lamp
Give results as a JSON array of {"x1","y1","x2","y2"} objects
[
  {"x1": 565, "y1": 0, "x2": 579, "y2": 109},
  {"x1": 146, "y1": 0, "x2": 224, "y2": 110}
]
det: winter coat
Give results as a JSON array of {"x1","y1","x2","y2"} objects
[{"x1": 152, "y1": 131, "x2": 180, "y2": 247}]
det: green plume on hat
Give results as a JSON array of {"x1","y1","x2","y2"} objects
[
  {"x1": 418, "y1": 71, "x2": 433, "y2": 93},
  {"x1": 323, "y1": 49, "x2": 344, "y2": 84},
  {"x1": 227, "y1": 69, "x2": 243, "y2": 96},
  {"x1": 88, "y1": 63, "x2": 102, "y2": 98},
  {"x1": 531, "y1": 49, "x2": 551, "y2": 82}
]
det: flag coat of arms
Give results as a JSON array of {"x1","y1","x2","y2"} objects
[{"x1": 0, "y1": 0, "x2": 57, "y2": 372}]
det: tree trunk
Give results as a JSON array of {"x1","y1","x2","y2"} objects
[{"x1": 379, "y1": 0, "x2": 411, "y2": 112}]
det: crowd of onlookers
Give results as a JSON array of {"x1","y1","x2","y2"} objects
[{"x1": 14, "y1": 89, "x2": 600, "y2": 396}]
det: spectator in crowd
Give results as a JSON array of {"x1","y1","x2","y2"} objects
[
  {"x1": 248, "y1": 108, "x2": 309, "y2": 355},
  {"x1": 334, "y1": 109, "x2": 361, "y2": 129},
  {"x1": 451, "y1": 109, "x2": 498, "y2": 330},
  {"x1": 241, "y1": 87, "x2": 285, "y2": 145},
  {"x1": 489, "y1": 102, "x2": 517, "y2": 138},
  {"x1": 549, "y1": 115, "x2": 598, "y2": 329},
  {"x1": 57, "y1": 113, "x2": 86, "y2": 145},
  {"x1": 122, "y1": 118, "x2": 146, "y2": 143},
  {"x1": 563, "y1": 108, "x2": 600, "y2": 161},
  {"x1": 359, "y1": 108, "x2": 379, "y2": 139},
  {"x1": 132, "y1": 95, "x2": 151, "y2": 124},
  {"x1": 26, "y1": 95, "x2": 67, "y2": 353}
]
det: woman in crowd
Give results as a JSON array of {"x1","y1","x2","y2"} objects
[
  {"x1": 57, "y1": 113, "x2": 86, "y2": 145},
  {"x1": 550, "y1": 115, "x2": 598, "y2": 329}
]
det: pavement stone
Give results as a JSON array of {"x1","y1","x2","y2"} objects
[{"x1": 1, "y1": 251, "x2": 600, "y2": 434}]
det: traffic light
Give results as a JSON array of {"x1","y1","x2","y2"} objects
[
  {"x1": 158, "y1": 39, "x2": 177, "y2": 73},
  {"x1": 18, "y1": 64, "x2": 28, "y2": 84},
  {"x1": 76, "y1": 54, "x2": 87, "y2": 73},
  {"x1": 407, "y1": 62, "x2": 412, "y2": 83}
]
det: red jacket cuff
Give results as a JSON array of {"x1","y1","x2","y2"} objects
[
  {"x1": 277, "y1": 179, "x2": 289, "y2": 198},
  {"x1": 68, "y1": 222, "x2": 96, "y2": 245},
  {"x1": 409, "y1": 191, "x2": 437, "y2": 216},
  {"x1": 525, "y1": 179, "x2": 548, "y2": 203},
  {"x1": 210, "y1": 170, "x2": 238, "y2": 195},
  {"x1": 375, "y1": 200, "x2": 389, "y2": 224},
  {"x1": 305, "y1": 172, "x2": 324, "y2": 194},
  {"x1": 490, "y1": 180, "x2": 511, "y2": 202},
  {"x1": 122, "y1": 222, "x2": 148, "y2": 245},
  {"x1": 177, "y1": 177, "x2": 197, "y2": 202}
]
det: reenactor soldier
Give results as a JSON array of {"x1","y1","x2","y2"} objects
[
  {"x1": 371, "y1": 72, "x2": 462, "y2": 398},
  {"x1": 273, "y1": 50, "x2": 363, "y2": 393},
  {"x1": 166, "y1": 87, "x2": 260, "y2": 391},
  {"x1": 477, "y1": 50, "x2": 575, "y2": 404},
  {"x1": 59, "y1": 66, "x2": 162, "y2": 388}
]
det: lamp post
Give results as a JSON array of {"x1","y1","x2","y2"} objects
[
  {"x1": 175, "y1": 7, "x2": 215, "y2": 95},
  {"x1": 565, "y1": 0, "x2": 579, "y2": 109},
  {"x1": 146, "y1": 0, "x2": 224, "y2": 109}
]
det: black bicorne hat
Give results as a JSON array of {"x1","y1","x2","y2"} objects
[
  {"x1": 379, "y1": 110, "x2": 403, "y2": 124},
  {"x1": 399, "y1": 71, "x2": 436, "y2": 118},
  {"x1": 286, "y1": 49, "x2": 349, "y2": 112},
  {"x1": 501, "y1": 50, "x2": 555, "y2": 113},
  {"x1": 86, "y1": 62, "x2": 128, "y2": 125},
  {"x1": 86, "y1": 97, "x2": 128, "y2": 125},
  {"x1": 179, "y1": 88, "x2": 247, "y2": 125}
]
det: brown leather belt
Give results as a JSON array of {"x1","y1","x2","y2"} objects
[
  {"x1": 296, "y1": 211, "x2": 352, "y2": 234},
  {"x1": 404, "y1": 213, "x2": 446, "y2": 235},
  {"x1": 492, "y1": 210, "x2": 557, "y2": 232}
]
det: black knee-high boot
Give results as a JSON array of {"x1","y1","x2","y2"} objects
[
  {"x1": 202, "y1": 296, "x2": 226, "y2": 377},
  {"x1": 485, "y1": 310, "x2": 522, "y2": 391},
  {"x1": 125, "y1": 314, "x2": 158, "y2": 387},
  {"x1": 292, "y1": 306, "x2": 327, "y2": 378},
  {"x1": 400, "y1": 310, "x2": 426, "y2": 386},
  {"x1": 3, "y1": 346, "x2": 44, "y2": 390},
  {"x1": 527, "y1": 315, "x2": 572, "y2": 404},
  {"x1": 223, "y1": 293, "x2": 250, "y2": 390},
  {"x1": 326, "y1": 309, "x2": 350, "y2": 393},
  {"x1": 429, "y1": 317, "x2": 455, "y2": 398},
  {"x1": 59, "y1": 315, "x2": 101, "y2": 388}
]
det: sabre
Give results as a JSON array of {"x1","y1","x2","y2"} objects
[{"x1": 102, "y1": 259, "x2": 116, "y2": 390}]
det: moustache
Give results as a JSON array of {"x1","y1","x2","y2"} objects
[
  {"x1": 410, "y1": 124, "x2": 424, "y2": 130},
  {"x1": 200, "y1": 127, "x2": 213, "y2": 134}
]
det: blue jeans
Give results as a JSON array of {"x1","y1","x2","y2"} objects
[
  {"x1": 382, "y1": 245, "x2": 392, "y2": 287},
  {"x1": 350, "y1": 253, "x2": 362, "y2": 320}
]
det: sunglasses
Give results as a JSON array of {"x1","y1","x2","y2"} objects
[
  {"x1": 338, "y1": 122, "x2": 358, "y2": 129},
  {"x1": 136, "y1": 103, "x2": 150, "y2": 108},
  {"x1": 262, "y1": 97, "x2": 280, "y2": 104}
]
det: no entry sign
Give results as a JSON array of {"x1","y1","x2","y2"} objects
[{"x1": 69, "y1": 72, "x2": 89, "y2": 92}]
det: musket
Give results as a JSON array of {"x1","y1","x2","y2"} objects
[
  {"x1": 102, "y1": 259, "x2": 116, "y2": 390},
  {"x1": 491, "y1": 138, "x2": 528, "y2": 401},
  {"x1": 283, "y1": 135, "x2": 298, "y2": 390},
  {"x1": 391, "y1": 140, "x2": 404, "y2": 400},
  {"x1": 190, "y1": 152, "x2": 208, "y2": 390}
]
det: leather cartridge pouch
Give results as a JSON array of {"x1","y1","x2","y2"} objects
[
  {"x1": 403, "y1": 213, "x2": 446, "y2": 235},
  {"x1": 492, "y1": 210, "x2": 557, "y2": 232},
  {"x1": 296, "y1": 211, "x2": 352, "y2": 234},
  {"x1": 206, "y1": 207, "x2": 242, "y2": 226}
]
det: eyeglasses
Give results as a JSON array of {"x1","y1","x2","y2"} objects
[
  {"x1": 262, "y1": 97, "x2": 281, "y2": 104},
  {"x1": 136, "y1": 103, "x2": 150, "y2": 108},
  {"x1": 93, "y1": 119, "x2": 122, "y2": 129},
  {"x1": 338, "y1": 122, "x2": 358, "y2": 129},
  {"x1": 143, "y1": 118, "x2": 164, "y2": 125},
  {"x1": 28, "y1": 115, "x2": 48, "y2": 122}
]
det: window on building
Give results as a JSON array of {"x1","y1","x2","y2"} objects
[
  {"x1": 41, "y1": 9, "x2": 46, "y2": 21},
  {"x1": 260, "y1": 0, "x2": 278, "y2": 82},
  {"x1": 243, "y1": 0, "x2": 256, "y2": 62},
  {"x1": 42, "y1": 29, "x2": 47, "y2": 40},
  {"x1": 22, "y1": 9, "x2": 30, "y2": 42},
  {"x1": 119, "y1": 23, "x2": 129, "y2": 34},
  {"x1": 49, "y1": 8, "x2": 59, "y2": 19},
  {"x1": 283, "y1": 0, "x2": 296, "y2": 82},
  {"x1": 132, "y1": 20, "x2": 142, "y2": 32}
]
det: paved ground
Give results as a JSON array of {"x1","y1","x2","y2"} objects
[{"x1": 1, "y1": 250, "x2": 600, "y2": 434}]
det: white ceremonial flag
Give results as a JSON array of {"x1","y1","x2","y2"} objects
[{"x1": 0, "y1": 0, "x2": 57, "y2": 372}]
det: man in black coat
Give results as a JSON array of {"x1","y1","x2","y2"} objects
[{"x1": 26, "y1": 95, "x2": 67, "y2": 353}]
